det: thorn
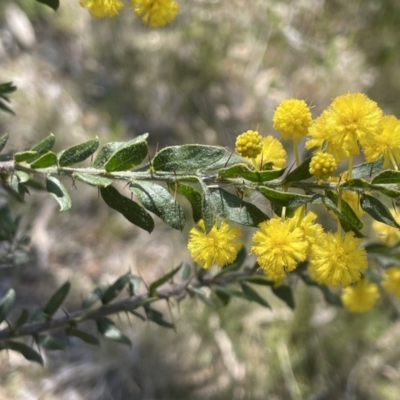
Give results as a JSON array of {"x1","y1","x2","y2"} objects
[{"x1": 224, "y1": 150, "x2": 234, "y2": 168}]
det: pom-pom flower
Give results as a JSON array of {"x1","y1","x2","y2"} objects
[
  {"x1": 309, "y1": 231, "x2": 368, "y2": 287},
  {"x1": 382, "y1": 267, "x2": 400, "y2": 297},
  {"x1": 131, "y1": 0, "x2": 179, "y2": 28},
  {"x1": 235, "y1": 130, "x2": 263, "y2": 159},
  {"x1": 80, "y1": 0, "x2": 125, "y2": 17},
  {"x1": 309, "y1": 152, "x2": 337, "y2": 180},
  {"x1": 341, "y1": 278, "x2": 380, "y2": 313},
  {"x1": 252, "y1": 217, "x2": 308, "y2": 280},
  {"x1": 292, "y1": 207, "x2": 324, "y2": 255},
  {"x1": 363, "y1": 115, "x2": 400, "y2": 169},
  {"x1": 273, "y1": 99, "x2": 312, "y2": 141},
  {"x1": 188, "y1": 220, "x2": 242, "y2": 270},
  {"x1": 306, "y1": 93, "x2": 383, "y2": 162},
  {"x1": 255, "y1": 136, "x2": 287, "y2": 170}
]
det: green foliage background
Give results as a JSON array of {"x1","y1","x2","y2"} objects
[{"x1": 2, "y1": 0, "x2": 400, "y2": 399}]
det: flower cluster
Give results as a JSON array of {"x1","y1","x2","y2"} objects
[
  {"x1": 186, "y1": 93, "x2": 400, "y2": 314},
  {"x1": 80, "y1": 0, "x2": 179, "y2": 27}
]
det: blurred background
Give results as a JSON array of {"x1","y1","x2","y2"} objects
[{"x1": 2, "y1": 0, "x2": 400, "y2": 398}]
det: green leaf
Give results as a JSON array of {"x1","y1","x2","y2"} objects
[
  {"x1": 3, "y1": 341, "x2": 43, "y2": 365},
  {"x1": 188, "y1": 287, "x2": 215, "y2": 307},
  {"x1": 352, "y1": 157, "x2": 384, "y2": 179},
  {"x1": 14, "y1": 151, "x2": 39, "y2": 163},
  {"x1": 93, "y1": 142, "x2": 125, "y2": 168},
  {"x1": 128, "y1": 276, "x2": 142, "y2": 296},
  {"x1": 65, "y1": 328, "x2": 100, "y2": 345},
  {"x1": 175, "y1": 183, "x2": 203, "y2": 222},
  {"x1": 152, "y1": 145, "x2": 228, "y2": 172},
  {"x1": 370, "y1": 184, "x2": 400, "y2": 198},
  {"x1": 181, "y1": 263, "x2": 192, "y2": 280},
  {"x1": 213, "y1": 288, "x2": 231, "y2": 306},
  {"x1": 58, "y1": 137, "x2": 99, "y2": 167},
  {"x1": 43, "y1": 281, "x2": 71, "y2": 318},
  {"x1": 149, "y1": 265, "x2": 182, "y2": 296},
  {"x1": 35, "y1": 334, "x2": 65, "y2": 351},
  {"x1": 15, "y1": 171, "x2": 30, "y2": 183},
  {"x1": 82, "y1": 286, "x2": 106, "y2": 309},
  {"x1": 102, "y1": 273, "x2": 132, "y2": 305},
  {"x1": 104, "y1": 135, "x2": 148, "y2": 172},
  {"x1": 194, "y1": 177, "x2": 216, "y2": 233},
  {"x1": 240, "y1": 282, "x2": 270, "y2": 308},
  {"x1": 219, "y1": 164, "x2": 284, "y2": 182},
  {"x1": 13, "y1": 309, "x2": 29, "y2": 331},
  {"x1": 74, "y1": 172, "x2": 113, "y2": 188},
  {"x1": 271, "y1": 286, "x2": 295, "y2": 309},
  {"x1": 30, "y1": 152, "x2": 58, "y2": 168},
  {"x1": 372, "y1": 170, "x2": 400, "y2": 185},
  {"x1": 257, "y1": 186, "x2": 312, "y2": 208},
  {"x1": 100, "y1": 186, "x2": 154, "y2": 233},
  {"x1": 144, "y1": 307, "x2": 174, "y2": 329},
  {"x1": 35, "y1": 0, "x2": 60, "y2": 11},
  {"x1": 30, "y1": 133, "x2": 56, "y2": 155},
  {"x1": 325, "y1": 191, "x2": 363, "y2": 230},
  {"x1": 97, "y1": 318, "x2": 132, "y2": 346},
  {"x1": 209, "y1": 188, "x2": 269, "y2": 227},
  {"x1": 129, "y1": 310, "x2": 146, "y2": 321},
  {"x1": 46, "y1": 176, "x2": 72, "y2": 211},
  {"x1": 5, "y1": 175, "x2": 28, "y2": 201},
  {"x1": 0, "y1": 288, "x2": 16, "y2": 324},
  {"x1": 130, "y1": 181, "x2": 185, "y2": 230},
  {"x1": 284, "y1": 156, "x2": 312, "y2": 183},
  {"x1": 360, "y1": 193, "x2": 400, "y2": 228},
  {"x1": 312, "y1": 194, "x2": 364, "y2": 237},
  {"x1": 0, "y1": 133, "x2": 9, "y2": 153}
]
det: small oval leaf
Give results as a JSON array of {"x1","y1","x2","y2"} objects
[
  {"x1": 175, "y1": 183, "x2": 203, "y2": 222},
  {"x1": 257, "y1": 186, "x2": 312, "y2": 207},
  {"x1": 35, "y1": 334, "x2": 65, "y2": 351},
  {"x1": 46, "y1": 176, "x2": 72, "y2": 211},
  {"x1": 43, "y1": 281, "x2": 71, "y2": 318},
  {"x1": 93, "y1": 142, "x2": 125, "y2": 168},
  {"x1": 0, "y1": 132, "x2": 9, "y2": 153},
  {"x1": 35, "y1": 0, "x2": 60, "y2": 11},
  {"x1": 360, "y1": 193, "x2": 400, "y2": 228},
  {"x1": 0, "y1": 288, "x2": 16, "y2": 324},
  {"x1": 104, "y1": 136, "x2": 148, "y2": 172},
  {"x1": 284, "y1": 156, "x2": 312, "y2": 183},
  {"x1": 149, "y1": 265, "x2": 182, "y2": 296},
  {"x1": 14, "y1": 151, "x2": 39, "y2": 163},
  {"x1": 65, "y1": 328, "x2": 100, "y2": 345},
  {"x1": 58, "y1": 137, "x2": 99, "y2": 167},
  {"x1": 352, "y1": 157, "x2": 384, "y2": 179},
  {"x1": 130, "y1": 181, "x2": 185, "y2": 230},
  {"x1": 152, "y1": 145, "x2": 227, "y2": 172},
  {"x1": 100, "y1": 186, "x2": 154, "y2": 233},
  {"x1": 97, "y1": 317, "x2": 132, "y2": 346},
  {"x1": 4, "y1": 340, "x2": 43, "y2": 365},
  {"x1": 30, "y1": 133, "x2": 56, "y2": 154},
  {"x1": 372, "y1": 170, "x2": 400, "y2": 185},
  {"x1": 74, "y1": 172, "x2": 113, "y2": 188},
  {"x1": 209, "y1": 188, "x2": 269, "y2": 227},
  {"x1": 219, "y1": 164, "x2": 284, "y2": 182},
  {"x1": 31, "y1": 151, "x2": 58, "y2": 168},
  {"x1": 102, "y1": 273, "x2": 132, "y2": 305}
]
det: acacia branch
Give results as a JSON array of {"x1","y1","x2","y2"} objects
[{"x1": 0, "y1": 271, "x2": 250, "y2": 342}]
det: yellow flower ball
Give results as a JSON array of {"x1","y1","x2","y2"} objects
[
  {"x1": 255, "y1": 136, "x2": 287, "y2": 170},
  {"x1": 341, "y1": 278, "x2": 380, "y2": 313},
  {"x1": 188, "y1": 220, "x2": 242, "y2": 270},
  {"x1": 131, "y1": 0, "x2": 179, "y2": 28},
  {"x1": 273, "y1": 99, "x2": 312, "y2": 141},
  {"x1": 382, "y1": 267, "x2": 400, "y2": 297},
  {"x1": 309, "y1": 152, "x2": 337, "y2": 180},
  {"x1": 235, "y1": 130, "x2": 263, "y2": 159},
  {"x1": 80, "y1": 0, "x2": 125, "y2": 18}
]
